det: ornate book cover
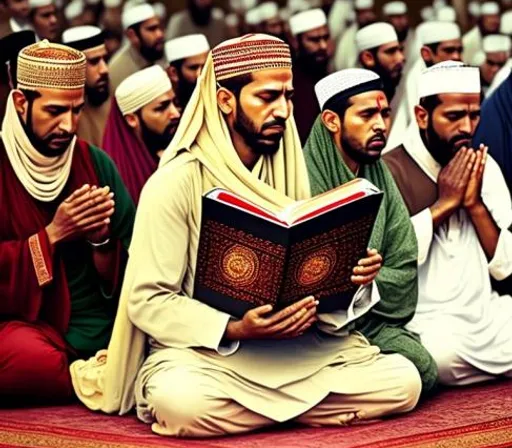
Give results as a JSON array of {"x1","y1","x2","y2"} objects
[{"x1": 194, "y1": 183, "x2": 383, "y2": 318}]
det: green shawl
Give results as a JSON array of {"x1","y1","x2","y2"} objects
[{"x1": 304, "y1": 118, "x2": 438, "y2": 394}]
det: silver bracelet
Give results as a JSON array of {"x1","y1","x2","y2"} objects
[{"x1": 87, "y1": 237, "x2": 111, "y2": 247}]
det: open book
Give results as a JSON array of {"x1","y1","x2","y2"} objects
[{"x1": 193, "y1": 179, "x2": 383, "y2": 318}]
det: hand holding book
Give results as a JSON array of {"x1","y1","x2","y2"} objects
[{"x1": 351, "y1": 249, "x2": 382, "y2": 286}]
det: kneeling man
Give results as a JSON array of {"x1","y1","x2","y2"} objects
[
  {"x1": 385, "y1": 61, "x2": 512, "y2": 386},
  {"x1": 304, "y1": 69, "x2": 438, "y2": 394},
  {"x1": 70, "y1": 35, "x2": 421, "y2": 438}
]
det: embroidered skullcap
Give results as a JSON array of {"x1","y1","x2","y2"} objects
[
  {"x1": 64, "y1": 0, "x2": 84, "y2": 21},
  {"x1": 153, "y1": 2, "x2": 166, "y2": 19},
  {"x1": 245, "y1": 8, "x2": 261, "y2": 25},
  {"x1": 468, "y1": 1, "x2": 480, "y2": 17},
  {"x1": 289, "y1": 9, "x2": 327, "y2": 36},
  {"x1": 315, "y1": 68, "x2": 382, "y2": 110},
  {"x1": 481, "y1": 1, "x2": 499, "y2": 15},
  {"x1": 437, "y1": 6, "x2": 456, "y2": 22},
  {"x1": 62, "y1": 26, "x2": 104, "y2": 52},
  {"x1": 419, "y1": 22, "x2": 460, "y2": 45},
  {"x1": 356, "y1": 22, "x2": 398, "y2": 52},
  {"x1": 483, "y1": 34, "x2": 511, "y2": 53},
  {"x1": 418, "y1": 61, "x2": 480, "y2": 99},
  {"x1": 115, "y1": 65, "x2": 171, "y2": 115},
  {"x1": 29, "y1": 0, "x2": 53, "y2": 9},
  {"x1": 165, "y1": 34, "x2": 210, "y2": 64},
  {"x1": 421, "y1": 6, "x2": 435, "y2": 22},
  {"x1": 501, "y1": 11, "x2": 512, "y2": 35},
  {"x1": 354, "y1": 0, "x2": 373, "y2": 10},
  {"x1": 17, "y1": 40, "x2": 86, "y2": 91},
  {"x1": 212, "y1": 34, "x2": 291, "y2": 81},
  {"x1": 258, "y1": 2, "x2": 278, "y2": 21},
  {"x1": 383, "y1": 1, "x2": 406, "y2": 16},
  {"x1": 122, "y1": 3, "x2": 155, "y2": 29}
]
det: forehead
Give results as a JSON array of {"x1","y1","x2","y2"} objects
[
  {"x1": 379, "y1": 41, "x2": 400, "y2": 52},
  {"x1": 246, "y1": 68, "x2": 293, "y2": 90},
  {"x1": 141, "y1": 17, "x2": 160, "y2": 28},
  {"x1": 437, "y1": 92, "x2": 481, "y2": 108},
  {"x1": 302, "y1": 25, "x2": 330, "y2": 39},
  {"x1": 184, "y1": 51, "x2": 208, "y2": 66},
  {"x1": 36, "y1": 4, "x2": 56, "y2": 14},
  {"x1": 349, "y1": 90, "x2": 389, "y2": 108},
  {"x1": 35, "y1": 87, "x2": 85, "y2": 103},
  {"x1": 438, "y1": 38, "x2": 463, "y2": 48},
  {"x1": 145, "y1": 89, "x2": 174, "y2": 108},
  {"x1": 84, "y1": 45, "x2": 108, "y2": 60},
  {"x1": 486, "y1": 51, "x2": 509, "y2": 61}
]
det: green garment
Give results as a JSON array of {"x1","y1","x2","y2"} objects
[
  {"x1": 304, "y1": 117, "x2": 438, "y2": 394},
  {"x1": 64, "y1": 144, "x2": 135, "y2": 356}
]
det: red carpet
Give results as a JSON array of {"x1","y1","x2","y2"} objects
[{"x1": 1, "y1": 381, "x2": 512, "y2": 448}]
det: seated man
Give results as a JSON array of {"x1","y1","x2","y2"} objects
[
  {"x1": 0, "y1": 40, "x2": 135, "y2": 405},
  {"x1": 102, "y1": 65, "x2": 180, "y2": 204},
  {"x1": 384, "y1": 61, "x2": 512, "y2": 386},
  {"x1": 164, "y1": 33, "x2": 209, "y2": 112},
  {"x1": 304, "y1": 69, "x2": 438, "y2": 395},
  {"x1": 70, "y1": 34, "x2": 421, "y2": 438}
]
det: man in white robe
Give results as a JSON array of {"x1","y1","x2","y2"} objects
[
  {"x1": 385, "y1": 61, "x2": 512, "y2": 386},
  {"x1": 462, "y1": 1, "x2": 501, "y2": 64},
  {"x1": 485, "y1": 10, "x2": 512, "y2": 98},
  {"x1": 405, "y1": 22, "x2": 462, "y2": 125},
  {"x1": 354, "y1": 22, "x2": 407, "y2": 152},
  {"x1": 479, "y1": 35, "x2": 511, "y2": 97},
  {"x1": 334, "y1": 0, "x2": 376, "y2": 70},
  {"x1": 69, "y1": 34, "x2": 421, "y2": 438}
]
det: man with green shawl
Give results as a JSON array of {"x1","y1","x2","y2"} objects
[{"x1": 304, "y1": 68, "x2": 438, "y2": 395}]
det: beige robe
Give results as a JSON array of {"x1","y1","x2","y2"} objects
[
  {"x1": 108, "y1": 44, "x2": 151, "y2": 93},
  {"x1": 77, "y1": 99, "x2": 111, "y2": 148},
  {"x1": 462, "y1": 26, "x2": 482, "y2": 65}
]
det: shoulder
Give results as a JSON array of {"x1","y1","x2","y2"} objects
[{"x1": 108, "y1": 45, "x2": 128, "y2": 68}]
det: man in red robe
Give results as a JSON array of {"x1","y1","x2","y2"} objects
[{"x1": 0, "y1": 40, "x2": 135, "y2": 405}]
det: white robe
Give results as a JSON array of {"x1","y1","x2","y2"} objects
[
  {"x1": 328, "y1": 0, "x2": 352, "y2": 42},
  {"x1": 383, "y1": 75, "x2": 409, "y2": 153},
  {"x1": 402, "y1": 125, "x2": 512, "y2": 376},
  {"x1": 404, "y1": 58, "x2": 425, "y2": 124},
  {"x1": 334, "y1": 23, "x2": 358, "y2": 70},
  {"x1": 462, "y1": 26, "x2": 482, "y2": 65}
]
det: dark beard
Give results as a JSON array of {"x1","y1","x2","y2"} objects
[
  {"x1": 341, "y1": 128, "x2": 386, "y2": 165},
  {"x1": 21, "y1": 104, "x2": 72, "y2": 157},
  {"x1": 189, "y1": 0, "x2": 211, "y2": 26},
  {"x1": 421, "y1": 120, "x2": 473, "y2": 167},
  {"x1": 396, "y1": 27, "x2": 409, "y2": 43},
  {"x1": 296, "y1": 44, "x2": 329, "y2": 79},
  {"x1": 139, "y1": 44, "x2": 164, "y2": 62},
  {"x1": 85, "y1": 83, "x2": 110, "y2": 107},
  {"x1": 140, "y1": 115, "x2": 179, "y2": 158},
  {"x1": 176, "y1": 77, "x2": 197, "y2": 111},
  {"x1": 233, "y1": 104, "x2": 285, "y2": 156},
  {"x1": 371, "y1": 60, "x2": 400, "y2": 101}
]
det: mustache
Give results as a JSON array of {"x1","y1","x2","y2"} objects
[
  {"x1": 261, "y1": 118, "x2": 287, "y2": 132},
  {"x1": 450, "y1": 133, "x2": 472, "y2": 146},
  {"x1": 368, "y1": 133, "x2": 386, "y2": 144},
  {"x1": 165, "y1": 118, "x2": 181, "y2": 134},
  {"x1": 45, "y1": 132, "x2": 74, "y2": 143}
]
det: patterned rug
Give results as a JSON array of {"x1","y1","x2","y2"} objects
[{"x1": 0, "y1": 381, "x2": 511, "y2": 448}]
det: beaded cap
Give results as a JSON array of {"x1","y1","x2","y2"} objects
[
  {"x1": 212, "y1": 34, "x2": 291, "y2": 81},
  {"x1": 17, "y1": 40, "x2": 86, "y2": 91}
]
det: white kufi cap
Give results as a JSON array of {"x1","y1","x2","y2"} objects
[
  {"x1": 356, "y1": 22, "x2": 397, "y2": 52},
  {"x1": 116, "y1": 65, "x2": 172, "y2": 115},
  {"x1": 421, "y1": 6, "x2": 435, "y2": 22},
  {"x1": 258, "y1": 2, "x2": 278, "y2": 21},
  {"x1": 289, "y1": 8, "x2": 327, "y2": 35},
  {"x1": 437, "y1": 6, "x2": 456, "y2": 22},
  {"x1": 104, "y1": 0, "x2": 121, "y2": 8},
  {"x1": 315, "y1": 68, "x2": 382, "y2": 110},
  {"x1": 501, "y1": 11, "x2": 512, "y2": 35},
  {"x1": 483, "y1": 34, "x2": 511, "y2": 53},
  {"x1": 64, "y1": 0, "x2": 83, "y2": 20},
  {"x1": 153, "y1": 2, "x2": 166, "y2": 19},
  {"x1": 468, "y1": 1, "x2": 480, "y2": 17},
  {"x1": 419, "y1": 22, "x2": 460, "y2": 45},
  {"x1": 29, "y1": 0, "x2": 53, "y2": 9},
  {"x1": 383, "y1": 1, "x2": 406, "y2": 16},
  {"x1": 480, "y1": 2, "x2": 499, "y2": 15},
  {"x1": 165, "y1": 34, "x2": 210, "y2": 63},
  {"x1": 122, "y1": 3, "x2": 155, "y2": 29},
  {"x1": 418, "y1": 61, "x2": 481, "y2": 99},
  {"x1": 245, "y1": 8, "x2": 261, "y2": 25},
  {"x1": 354, "y1": 0, "x2": 373, "y2": 10},
  {"x1": 62, "y1": 25, "x2": 102, "y2": 46}
]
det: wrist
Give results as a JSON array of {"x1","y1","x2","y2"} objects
[
  {"x1": 225, "y1": 320, "x2": 244, "y2": 341},
  {"x1": 466, "y1": 200, "x2": 486, "y2": 215},
  {"x1": 45, "y1": 223, "x2": 61, "y2": 246}
]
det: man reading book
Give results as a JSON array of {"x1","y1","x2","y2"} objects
[
  {"x1": 70, "y1": 34, "x2": 421, "y2": 438},
  {"x1": 304, "y1": 69, "x2": 438, "y2": 396}
]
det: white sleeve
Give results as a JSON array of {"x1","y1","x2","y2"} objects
[
  {"x1": 316, "y1": 282, "x2": 380, "y2": 336},
  {"x1": 126, "y1": 163, "x2": 239, "y2": 356},
  {"x1": 482, "y1": 157, "x2": 512, "y2": 280},
  {"x1": 411, "y1": 208, "x2": 434, "y2": 266}
]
